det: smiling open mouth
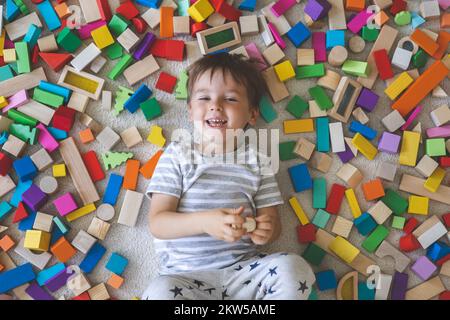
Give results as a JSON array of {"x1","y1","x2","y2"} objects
[{"x1": 206, "y1": 119, "x2": 228, "y2": 128}]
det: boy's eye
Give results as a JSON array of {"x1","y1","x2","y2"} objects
[
  {"x1": 226, "y1": 97, "x2": 238, "y2": 102},
  {"x1": 198, "y1": 97, "x2": 210, "y2": 101}
]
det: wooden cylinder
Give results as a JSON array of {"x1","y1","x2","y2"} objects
[
  {"x1": 349, "y1": 36, "x2": 366, "y2": 53},
  {"x1": 328, "y1": 46, "x2": 348, "y2": 67}
]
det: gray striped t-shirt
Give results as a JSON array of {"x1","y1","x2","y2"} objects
[{"x1": 146, "y1": 141, "x2": 284, "y2": 274}]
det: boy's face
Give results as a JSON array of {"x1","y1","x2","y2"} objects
[{"x1": 188, "y1": 69, "x2": 259, "y2": 142}]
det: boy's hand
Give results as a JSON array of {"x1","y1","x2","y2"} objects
[
  {"x1": 250, "y1": 213, "x2": 276, "y2": 245},
  {"x1": 202, "y1": 206, "x2": 246, "y2": 242}
]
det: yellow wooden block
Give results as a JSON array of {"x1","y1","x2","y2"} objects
[
  {"x1": 0, "y1": 96, "x2": 8, "y2": 109},
  {"x1": 274, "y1": 60, "x2": 296, "y2": 82},
  {"x1": 288, "y1": 196, "x2": 309, "y2": 225},
  {"x1": 187, "y1": 0, "x2": 214, "y2": 22},
  {"x1": 147, "y1": 125, "x2": 166, "y2": 148},
  {"x1": 3, "y1": 48, "x2": 16, "y2": 63},
  {"x1": 283, "y1": 119, "x2": 314, "y2": 134},
  {"x1": 24, "y1": 230, "x2": 51, "y2": 252},
  {"x1": 408, "y1": 195, "x2": 429, "y2": 215},
  {"x1": 345, "y1": 188, "x2": 361, "y2": 218},
  {"x1": 329, "y1": 236, "x2": 360, "y2": 264},
  {"x1": 399, "y1": 131, "x2": 420, "y2": 167},
  {"x1": 52, "y1": 164, "x2": 66, "y2": 177},
  {"x1": 351, "y1": 133, "x2": 377, "y2": 160},
  {"x1": 91, "y1": 25, "x2": 115, "y2": 49},
  {"x1": 0, "y1": 30, "x2": 5, "y2": 57},
  {"x1": 65, "y1": 203, "x2": 97, "y2": 222},
  {"x1": 424, "y1": 167, "x2": 446, "y2": 193},
  {"x1": 384, "y1": 72, "x2": 414, "y2": 100}
]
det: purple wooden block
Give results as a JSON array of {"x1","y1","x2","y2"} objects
[
  {"x1": 304, "y1": 0, "x2": 331, "y2": 21},
  {"x1": 347, "y1": 9, "x2": 374, "y2": 34},
  {"x1": 356, "y1": 88, "x2": 379, "y2": 112},
  {"x1": 45, "y1": 268, "x2": 73, "y2": 292},
  {"x1": 337, "y1": 141, "x2": 355, "y2": 163},
  {"x1": 312, "y1": 32, "x2": 326, "y2": 62},
  {"x1": 133, "y1": 32, "x2": 156, "y2": 60},
  {"x1": 378, "y1": 132, "x2": 401, "y2": 153},
  {"x1": 391, "y1": 271, "x2": 408, "y2": 300},
  {"x1": 25, "y1": 282, "x2": 55, "y2": 300},
  {"x1": 271, "y1": 0, "x2": 297, "y2": 17},
  {"x1": 22, "y1": 184, "x2": 48, "y2": 212},
  {"x1": 411, "y1": 256, "x2": 437, "y2": 281}
]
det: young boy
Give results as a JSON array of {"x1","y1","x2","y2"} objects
[{"x1": 142, "y1": 53, "x2": 315, "y2": 300}]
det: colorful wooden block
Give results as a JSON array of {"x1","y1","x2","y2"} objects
[
  {"x1": 312, "y1": 209, "x2": 331, "y2": 229},
  {"x1": 316, "y1": 270, "x2": 337, "y2": 291},
  {"x1": 53, "y1": 192, "x2": 77, "y2": 216},
  {"x1": 399, "y1": 131, "x2": 420, "y2": 167},
  {"x1": 286, "y1": 21, "x2": 311, "y2": 48},
  {"x1": 50, "y1": 237, "x2": 76, "y2": 263},
  {"x1": 408, "y1": 196, "x2": 429, "y2": 215},
  {"x1": 288, "y1": 163, "x2": 312, "y2": 192},
  {"x1": 24, "y1": 230, "x2": 51, "y2": 252},
  {"x1": 411, "y1": 256, "x2": 437, "y2": 281},
  {"x1": 378, "y1": 132, "x2": 401, "y2": 154},
  {"x1": 91, "y1": 25, "x2": 114, "y2": 49},
  {"x1": 352, "y1": 133, "x2": 377, "y2": 160},
  {"x1": 325, "y1": 183, "x2": 345, "y2": 215},
  {"x1": 362, "y1": 225, "x2": 389, "y2": 253},
  {"x1": 289, "y1": 196, "x2": 310, "y2": 225},
  {"x1": 354, "y1": 212, "x2": 377, "y2": 236}
]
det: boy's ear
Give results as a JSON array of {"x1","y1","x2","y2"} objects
[{"x1": 248, "y1": 107, "x2": 259, "y2": 126}]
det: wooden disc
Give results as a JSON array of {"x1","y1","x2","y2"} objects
[
  {"x1": 349, "y1": 36, "x2": 365, "y2": 53},
  {"x1": 96, "y1": 203, "x2": 115, "y2": 222},
  {"x1": 328, "y1": 46, "x2": 348, "y2": 67},
  {"x1": 39, "y1": 176, "x2": 58, "y2": 194},
  {"x1": 243, "y1": 217, "x2": 256, "y2": 232}
]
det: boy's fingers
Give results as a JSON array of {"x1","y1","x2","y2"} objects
[
  {"x1": 255, "y1": 222, "x2": 272, "y2": 231},
  {"x1": 224, "y1": 214, "x2": 245, "y2": 225},
  {"x1": 224, "y1": 206, "x2": 245, "y2": 215},
  {"x1": 250, "y1": 233, "x2": 267, "y2": 245},
  {"x1": 251, "y1": 229, "x2": 270, "y2": 238},
  {"x1": 255, "y1": 214, "x2": 272, "y2": 222},
  {"x1": 223, "y1": 226, "x2": 245, "y2": 238}
]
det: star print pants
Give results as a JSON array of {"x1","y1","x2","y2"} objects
[{"x1": 141, "y1": 252, "x2": 316, "y2": 300}]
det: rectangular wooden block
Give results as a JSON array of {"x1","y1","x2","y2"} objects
[
  {"x1": 399, "y1": 131, "x2": 420, "y2": 167},
  {"x1": 399, "y1": 174, "x2": 450, "y2": 205},
  {"x1": 123, "y1": 54, "x2": 160, "y2": 86},
  {"x1": 58, "y1": 66, "x2": 104, "y2": 100},
  {"x1": 0, "y1": 67, "x2": 47, "y2": 98},
  {"x1": 118, "y1": 190, "x2": 144, "y2": 227},
  {"x1": 284, "y1": 119, "x2": 314, "y2": 134}
]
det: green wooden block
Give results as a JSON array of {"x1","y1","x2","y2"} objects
[
  {"x1": 0, "y1": 65, "x2": 14, "y2": 81},
  {"x1": 286, "y1": 95, "x2": 308, "y2": 118},
  {"x1": 15, "y1": 42, "x2": 30, "y2": 74},
  {"x1": 362, "y1": 225, "x2": 389, "y2": 253},
  {"x1": 342, "y1": 60, "x2": 370, "y2": 77},
  {"x1": 140, "y1": 98, "x2": 162, "y2": 121},
  {"x1": 9, "y1": 123, "x2": 37, "y2": 144},
  {"x1": 302, "y1": 243, "x2": 326, "y2": 266},
  {"x1": 7, "y1": 109, "x2": 38, "y2": 127},
  {"x1": 259, "y1": 96, "x2": 277, "y2": 123},
  {"x1": 279, "y1": 141, "x2": 298, "y2": 161},
  {"x1": 308, "y1": 86, "x2": 333, "y2": 110},
  {"x1": 106, "y1": 42, "x2": 124, "y2": 60},
  {"x1": 308, "y1": 287, "x2": 318, "y2": 300},
  {"x1": 175, "y1": 71, "x2": 188, "y2": 100},
  {"x1": 296, "y1": 63, "x2": 325, "y2": 79},
  {"x1": 56, "y1": 27, "x2": 82, "y2": 53},
  {"x1": 108, "y1": 14, "x2": 130, "y2": 37},
  {"x1": 8, "y1": 62, "x2": 18, "y2": 74},
  {"x1": 108, "y1": 54, "x2": 133, "y2": 80},
  {"x1": 361, "y1": 26, "x2": 379, "y2": 42},
  {"x1": 392, "y1": 216, "x2": 406, "y2": 230},
  {"x1": 312, "y1": 209, "x2": 330, "y2": 229},
  {"x1": 33, "y1": 88, "x2": 64, "y2": 108},
  {"x1": 413, "y1": 49, "x2": 427, "y2": 68},
  {"x1": 381, "y1": 189, "x2": 408, "y2": 215},
  {"x1": 394, "y1": 11, "x2": 411, "y2": 26},
  {"x1": 313, "y1": 178, "x2": 326, "y2": 209},
  {"x1": 102, "y1": 151, "x2": 134, "y2": 170},
  {"x1": 426, "y1": 138, "x2": 446, "y2": 156},
  {"x1": 113, "y1": 86, "x2": 134, "y2": 116}
]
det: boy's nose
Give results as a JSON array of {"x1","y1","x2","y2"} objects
[{"x1": 209, "y1": 103, "x2": 223, "y2": 111}]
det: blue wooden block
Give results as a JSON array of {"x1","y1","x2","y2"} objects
[
  {"x1": 312, "y1": 209, "x2": 330, "y2": 229},
  {"x1": 5, "y1": 0, "x2": 20, "y2": 21},
  {"x1": 124, "y1": 84, "x2": 152, "y2": 113},
  {"x1": 0, "y1": 202, "x2": 13, "y2": 221},
  {"x1": 13, "y1": 156, "x2": 38, "y2": 182},
  {"x1": 316, "y1": 270, "x2": 337, "y2": 291},
  {"x1": 37, "y1": 0, "x2": 62, "y2": 31},
  {"x1": 103, "y1": 174, "x2": 123, "y2": 205},
  {"x1": 10, "y1": 180, "x2": 33, "y2": 207},
  {"x1": 0, "y1": 263, "x2": 36, "y2": 294},
  {"x1": 427, "y1": 242, "x2": 450, "y2": 262},
  {"x1": 288, "y1": 163, "x2": 312, "y2": 192},
  {"x1": 349, "y1": 121, "x2": 377, "y2": 140},
  {"x1": 18, "y1": 211, "x2": 37, "y2": 231},
  {"x1": 316, "y1": 117, "x2": 330, "y2": 152},
  {"x1": 136, "y1": 0, "x2": 162, "y2": 8},
  {"x1": 0, "y1": 65, "x2": 14, "y2": 82},
  {"x1": 39, "y1": 81, "x2": 71, "y2": 104},
  {"x1": 326, "y1": 30, "x2": 345, "y2": 50},
  {"x1": 0, "y1": 132, "x2": 9, "y2": 145},
  {"x1": 47, "y1": 127, "x2": 68, "y2": 140},
  {"x1": 411, "y1": 12, "x2": 425, "y2": 29},
  {"x1": 287, "y1": 22, "x2": 311, "y2": 48},
  {"x1": 358, "y1": 282, "x2": 375, "y2": 300},
  {"x1": 239, "y1": 0, "x2": 257, "y2": 11},
  {"x1": 53, "y1": 216, "x2": 69, "y2": 235},
  {"x1": 24, "y1": 24, "x2": 42, "y2": 49},
  {"x1": 37, "y1": 263, "x2": 65, "y2": 286},
  {"x1": 50, "y1": 226, "x2": 64, "y2": 246},
  {"x1": 354, "y1": 212, "x2": 377, "y2": 236},
  {"x1": 106, "y1": 252, "x2": 129, "y2": 275},
  {"x1": 80, "y1": 243, "x2": 106, "y2": 274}
]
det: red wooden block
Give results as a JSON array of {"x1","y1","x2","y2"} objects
[
  {"x1": 439, "y1": 291, "x2": 450, "y2": 300},
  {"x1": 216, "y1": 0, "x2": 242, "y2": 21},
  {"x1": 442, "y1": 213, "x2": 450, "y2": 228},
  {"x1": 325, "y1": 184, "x2": 346, "y2": 215},
  {"x1": 31, "y1": 45, "x2": 40, "y2": 65},
  {"x1": 155, "y1": 72, "x2": 177, "y2": 93},
  {"x1": 436, "y1": 253, "x2": 450, "y2": 267},
  {"x1": 373, "y1": 49, "x2": 394, "y2": 80},
  {"x1": 39, "y1": 52, "x2": 73, "y2": 72},
  {"x1": 296, "y1": 223, "x2": 317, "y2": 243},
  {"x1": 72, "y1": 292, "x2": 91, "y2": 300},
  {"x1": 116, "y1": 1, "x2": 139, "y2": 20},
  {"x1": 440, "y1": 157, "x2": 450, "y2": 167},
  {"x1": 403, "y1": 217, "x2": 418, "y2": 234},
  {"x1": 97, "y1": 0, "x2": 112, "y2": 21},
  {"x1": 132, "y1": 17, "x2": 147, "y2": 33},
  {"x1": 52, "y1": 106, "x2": 76, "y2": 132},
  {"x1": 390, "y1": 0, "x2": 407, "y2": 15},
  {"x1": 0, "y1": 56, "x2": 5, "y2": 67},
  {"x1": 191, "y1": 22, "x2": 208, "y2": 37},
  {"x1": 0, "y1": 152, "x2": 13, "y2": 176},
  {"x1": 149, "y1": 39, "x2": 166, "y2": 58},
  {"x1": 82, "y1": 150, "x2": 106, "y2": 182},
  {"x1": 399, "y1": 233, "x2": 421, "y2": 252},
  {"x1": 150, "y1": 39, "x2": 184, "y2": 61},
  {"x1": 13, "y1": 202, "x2": 29, "y2": 223}
]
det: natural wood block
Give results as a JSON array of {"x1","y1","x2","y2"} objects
[
  {"x1": 71, "y1": 230, "x2": 96, "y2": 254},
  {"x1": 33, "y1": 212, "x2": 53, "y2": 232},
  {"x1": 297, "y1": 49, "x2": 315, "y2": 66},
  {"x1": 294, "y1": 138, "x2": 315, "y2": 160},
  {"x1": 88, "y1": 283, "x2": 110, "y2": 300},
  {"x1": 332, "y1": 216, "x2": 353, "y2": 238},
  {"x1": 336, "y1": 163, "x2": 363, "y2": 188},
  {"x1": 120, "y1": 126, "x2": 142, "y2": 148},
  {"x1": 310, "y1": 152, "x2": 333, "y2": 173},
  {"x1": 87, "y1": 217, "x2": 111, "y2": 241}
]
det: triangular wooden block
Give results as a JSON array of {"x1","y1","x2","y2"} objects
[
  {"x1": 38, "y1": 52, "x2": 73, "y2": 72},
  {"x1": 139, "y1": 149, "x2": 163, "y2": 179},
  {"x1": 12, "y1": 202, "x2": 29, "y2": 223},
  {"x1": 432, "y1": 86, "x2": 447, "y2": 98},
  {"x1": 0, "y1": 225, "x2": 7, "y2": 234}
]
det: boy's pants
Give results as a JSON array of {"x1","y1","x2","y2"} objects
[{"x1": 141, "y1": 252, "x2": 316, "y2": 300}]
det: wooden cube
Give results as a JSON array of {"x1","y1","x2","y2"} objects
[
  {"x1": 310, "y1": 152, "x2": 333, "y2": 173},
  {"x1": 362, "y1": 178, "x2": 385, "y2": 201},
  {"x1": 38, "y1": 34, "x2": 58, "y2": 52},
  {"x1": 30, "y1": 148, "x2": 53, "y2": 171},
  {"x1": 107, "y1": 273, "x2": 124, "y2": 289},
  {"x1": 3, "y1": 49, "x2": 16, "y2": 63},
  {"x1": 67, "y1": 92, "x2": 89, "y2": 113},
  {"x1": 117, "y1": 28, "x2": 139, "y2": 52},
  {"x1": 430, "y1": 104, "x2": 450, "y2": 127},
  {"x1": 408, "y1": 196, "x2": 429, "y2": 215},
  {"x1": 294, "y1": 138, "x2": 315, "y2": 160},
  {"x1": 71, "y1": 230, "x2": 96, "y2": 254},
  {"x1": 336, "y1": 163, "x2": 363, "y2": 188},
  {"x1": 24, "y1": 230, "x2": 51, "y2": 252},
  {"x1": 262, "y1": 43, "x2": 285, "y2": 66},
  {"x1": 50, "y1": 237, "x2": 77, "y2": 263},
  {"x1": 2, "y1": 134, "x2": 26, "y2": 157},
  {"x1": 68, "y1": 273, "x2": 91, "y2": 297},
  {"x1": 120, "y1": 126, "x2": 142, "y2": 148},
  {"x1": 88, "y1": 283, "x2": 110, "y2": 300},
  {"x1": 79, "y1": 128, "x2": 95, "y2": 144},
  {"x1": 376, "y1": 162, "x2": 397, "y2": 182},
  {"x1": 87, "y1": 217, "x2": 111, "y2": 241},
  {"x1": 309, "y1": 100, "x2": 327, "y2": 118},
  {"x1": 33, "y1": 212, "x2": 54, "y2": 232},
  {"x1": 52, "y1": 164, "x2": 66, "y2": 177},
  {"x1": 173, "y1": 16, "x2": 190, "y2": 35},
  {"x1": 367, "y1": 201, "x2": 392, "y2": 224},
  {"x1": 297, "y1": 49, "x2": 315, "y2": 66},
  {"x1": 96, "y1": 126, "x2": 120, "y2": 150},
  {"x1": 0, "y1": 235, "x2": 15, "y2": 252},
  {"x1": 331, "y1": 216, "x2": 353, "y2": 238},
  {"x1": 415, "y1": 155, "x2": 439, "y2": 177},
  {"x1": 239, "y1": 15, "x2": 259, "y2": 36}
]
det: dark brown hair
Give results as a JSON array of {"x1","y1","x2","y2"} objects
[{"x1": 187, "y1": 53, "x2": 268, "y2": 109}]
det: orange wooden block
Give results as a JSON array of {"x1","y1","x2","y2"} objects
[
  {"x1": 374, "y1": 10, "x2": 389, "y2": 27},
  {"x1": 0, "y1": 264, "x2": 4, "y2": 272},
  {"x1": 160, "y1": 7, "x2": 174, "y2": 38},
  {"x1": 107, "y1": 273, "x2": 124, "y2": 289},
  {"x1": 432, "y1": 31, "x2": 450, "y2": 60},
  {"x1": 392, "y1": 60, "x2": 450, "y2": 117},
  {"x1": 442, "y1": 13, "x2": 450, "y2": 28},
  {"x1": 140, "y1": 149, "x2": 163, "y2": 179},
  {"x1": 123, "y1": 159, "x2": 140, "y2": 190},
  {"x1": 50, "y1": 237, "x2": 77, "y2": 263},
  {"x1": 345, "y1": 0, "x2": 365, "y2": 11},
  {"x1": 362, "y1": 178, "x2": 385, "y2": 201},
  {"x1": 410, "y1": 29, "x2": 439, "y2": 56},
  {"x1": 79, "y1": 128, "x2": 95, "y2": 144},
  {"x1": 0, "y1": 235, "x2": 15, "y2": 252},
  {"x1": 54, "y1": 2, "x2": 71, "y2": 18}
]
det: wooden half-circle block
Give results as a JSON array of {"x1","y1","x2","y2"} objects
[
  {"x1": 375, "y1": 240, "x2": 411, "y2": 272},
  {"x1": 336, "y1": 271, "x2": 358, "y2": 300}
]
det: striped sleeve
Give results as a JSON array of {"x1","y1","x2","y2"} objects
[
  {"x1": 254, "y1": 174, "x2": 284, "y2": 209},
  {"x1": 146, "y1": 143, "x2": 183, "y2": 199}
]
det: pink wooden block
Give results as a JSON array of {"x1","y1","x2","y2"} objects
[
  {"x1": 53, "y1": 192, "x2": 78, "y2": 216},
  {"x1": 270, "y1": 0, "x2": 297, "y2": 17},
  {"x1": 244, "y1": 43, "x2": 268, "y2": 71},
  {"x1": 312, "y1": 32, "x2": 326, "y2": 62},
  {"x1": 77, "y1": 21, "x2": 107, "y2": 40},
  {"x1": 347, "y1": 9, "x2": 374, "y2": 34},
  {"x1": 3, "y1": 90, "x2": 29, "y2": 112},
  {"x1": 439, "y1": 0, "x2": 450, "y2": 10},
  {"x1": 411, "y1": 256, "x2": 437, "y2": 281},
  {"x1": 426, "y1": 125, "x2": 450, "y2": 138},
  {"x1": 4, "y1": 38, "x2": 14, "y2": 49},
  {"x1": 401, "y1": 105, "x2": 422, "y2": 131},
  {"x1": 268, "y1": 22, "x2": 286, "y2": 49},
  {"x1": 37, "y1": 123, "x2": 60, "y2": 153}
]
